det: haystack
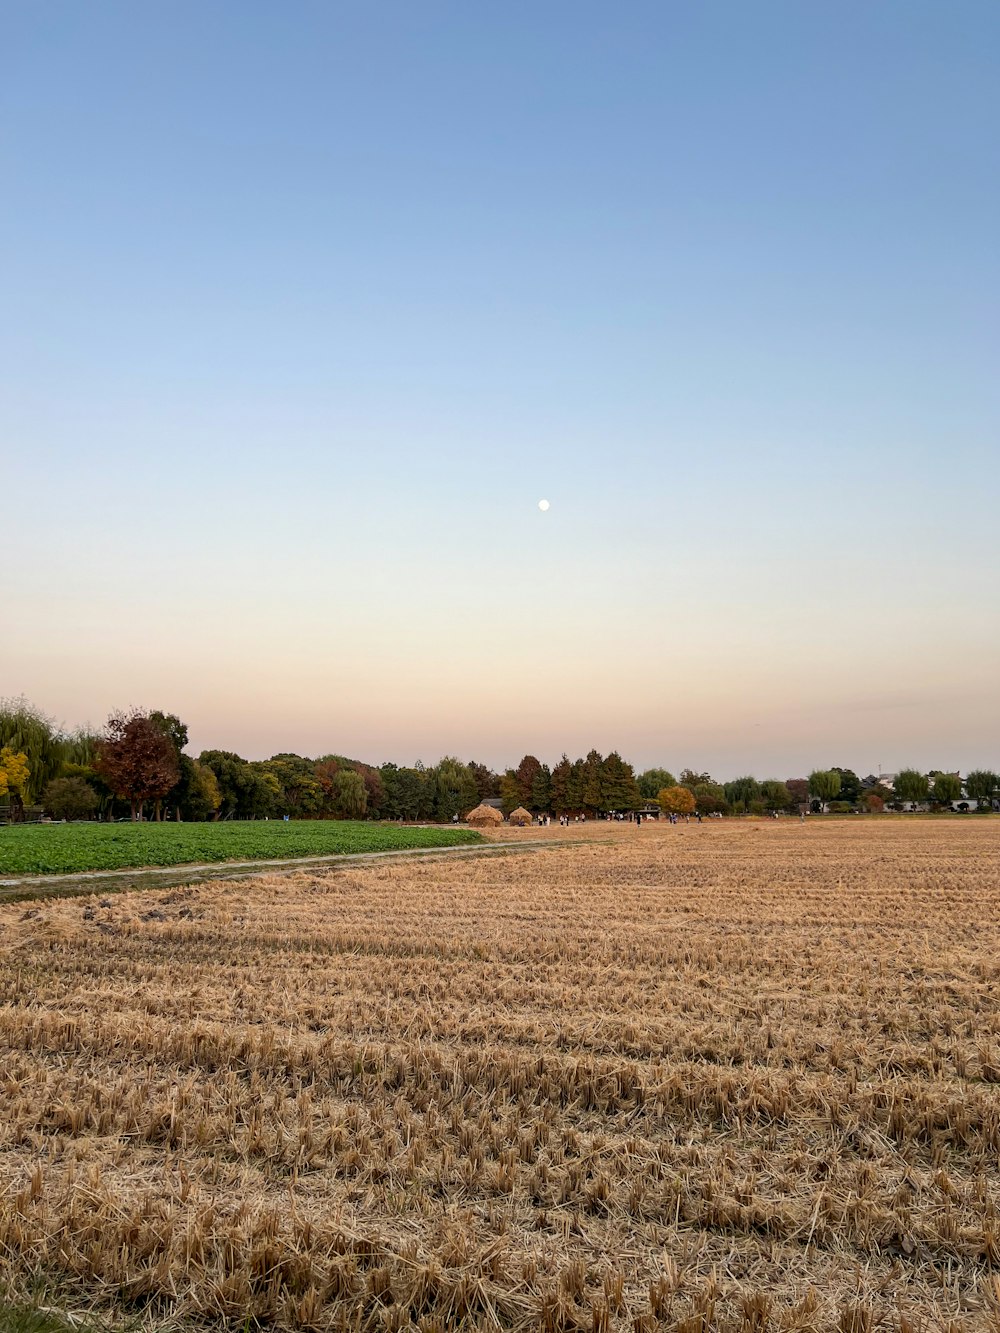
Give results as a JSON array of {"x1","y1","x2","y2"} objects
[
  {"x1": 465, "y1": 802, "x2": 504, "y2": 827},
  {"x1": 508, "y1": 806, "x2": 533, "y2": 826}
]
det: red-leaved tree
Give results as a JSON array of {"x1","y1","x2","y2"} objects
[{"x1": 95, "y1": 710, "x2": 181, "y2": 821}]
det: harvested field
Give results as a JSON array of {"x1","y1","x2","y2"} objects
[{"x1": 1, "y1": 819, "x2": 999, "y2": 1331}]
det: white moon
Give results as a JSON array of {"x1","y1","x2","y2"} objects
[{"x1": 537, "y1": 499, "x2": 550, "y2": 511}]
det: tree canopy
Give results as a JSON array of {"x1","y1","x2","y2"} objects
[
  {"x1": 658, "y1": 785, "x2": 696, "y2": 816},
  {"x1": 931, "y1": 772, "x2": 962, "y2": 806},
  {"x1": 3, "y1": 696, "x2": 997, "y2": 825},
  {"x1": 808, "y1": 770, "x2": 841, "y2": 809},
  {"x1": 964, "y1": 770, "x2": 998, "y2": 806},
  {"x1": 96, "y1": 711, "x2": 181, "y2": 820},
  {"x1": 894, "y1": 769, "x2": 929, "y2": 807},
  {"x1": 0, "y1": 698, "x2": 65, "y2": 803}
]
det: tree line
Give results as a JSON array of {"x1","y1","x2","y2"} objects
[{"x1": 1, "y1": 697, "x2": 997, "y2": 823}]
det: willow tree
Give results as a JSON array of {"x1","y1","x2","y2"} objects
[
  {"x1": 965, "y1": 770, "x2": 999, "y2": 808},
  {"x1": 725, "y1": 775, "x2": 762, "y2": 814},
  {"x1": 894, "y1": 768, "x2": 929, "y2": 809},
  {"x1": 0, "y1": 697, "x2": 65, "y2": 806},
  {"x1": 807, "y1": 769, "x2": 841, "y2": 812},
  {"x1": 931, "y1": 772, "x2": 962, "y2": 806}
]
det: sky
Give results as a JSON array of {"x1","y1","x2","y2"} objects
[{"x1": 2, "y1": 2, "x2": 998, "y2": 779}]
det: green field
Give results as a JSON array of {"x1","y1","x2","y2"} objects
[{"x1": 0, "y1": 821, "x2": 482, "y2": 877}]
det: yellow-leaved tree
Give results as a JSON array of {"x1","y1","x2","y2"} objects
[
  {"x1": 0, "y1": 748, "x2": 31, "y2": 819},
  {"x1": 657, "y1": 784, "x2": 696, "y2": 817}
]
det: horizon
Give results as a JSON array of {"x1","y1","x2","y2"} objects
[{"x1": 4, "y1": 3, "x2": 998, "y2": 766}]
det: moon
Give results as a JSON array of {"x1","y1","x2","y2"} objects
[{"x1": 537, "y1": 499, "x2": 550, "y2": 512}]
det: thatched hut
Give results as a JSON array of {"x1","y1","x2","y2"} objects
[
  {"x1": 465, "y1": 802, "x2": 504, "y2": 827},
  {"x1": 508, "y1": 806, "x2": 533, "y2": 827}
]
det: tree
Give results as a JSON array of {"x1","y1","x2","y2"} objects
[
  {"x1": 500, "y1": 771, "x2": 522, "y2": 816},
  {"x1": 658, "y1": 785, "x2": 696, "y2": 817},
  {"x1": 582, "y1": 750, "x2": 603, "y2": 814},
  {"x1": 514, "y1": 755, "x2": 543, "y2": 808},
  {"x1": 200, "y1": 750, "x2": 275, "y2": 819},
  {"x1": 261, "y1": 754, "x2": 324, "y2": 817},
  {"x1": 467, "y1": 761, "x2": 500, "y2": 802},
  {"x1": 43, "y1": 776, "x2": 98, "y2": 821},
  {"x1": 931, "y1": 772, "x2": 962, "y2": 807},
  {"x1": 174, "y1": 757, "x2": 222, "y2": 821},
  {"x1": 96, "y1": 711, "x2": 180, "y2": 821},
  {"x1": 60, "y1": 727, "x2": 114, "y2": 818},
  {"x1": 566, "y1": 759, "x2": 586, "y2": 813},
  {"x1": 638, "y1": 768, "x2": 676, "y2": 800},
  {"x1": 354, "y1": 763, "x2": 385, "y2": 818},
  {"x1": 433, "y1": 756, "x2": 478, "y2": 821},
  {"x1": 679, "y1": 770, "x2": 713, "y2": 790},
  {"x1": 0, "y1": 698, "x2": 65, "y2": 808},
  {"x1": 965, "y1": 770, "x2": 999, "y2": 809},
  {"x1": 0, "y1": 748, "x2": 31, "y2": 817},
  {"x1": 760, "y1": 780, "x2": 792, "y2": 812},
  {"x1": 692, "y1": 781, "x2": 727, "y2": 815},
  {"x1": 829, "y1": 768, "x2": 862, "y2": 805},
  {"x1": 894, "y1": 768, "x2": 929, "y2": 809},
  {"x1": 550, "y1": 756, "x2": 572, "y2": 814},
  {"x1": 331, "y1": 769, "x2": 367, "y2": 818},
  {"x1": 725, "y1": 775, "x2": 761, "y2": 814},
  {"x1": 148, "y1": 711, "x2": 189, "y2": 819},
  {"x1": 808, "y1": 770, "x2": 841, "y2": 813},
  {"x1": 864, "y1": 792, "x2": 885, "y2": 813},
  {"x1": 378, "y1": 763, "x2": 428, "y2": 821},
  {"x1": 148, "y1": 711, "x2": 189, "y2": 756},
  {"x1": 786, "y1": 779, "x2": 810, "y2": 810},
  {"x1": 530, "y1": 764, "x2": 552, "y2": 814},
  {"x1": 599, "y1": 752, "x2": 640, "y2": 812}
]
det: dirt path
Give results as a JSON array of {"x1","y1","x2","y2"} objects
[{"x1": 0, "y1": 837, "x2": 583, "y2": 904}]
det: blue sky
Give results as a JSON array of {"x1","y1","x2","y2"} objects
[{"x1": 3, "y1": 2, "x2": 998, "y2": 776}]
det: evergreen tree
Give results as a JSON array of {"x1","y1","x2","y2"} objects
[
  {"x1": 550, "y1": 756, "x2": 572, "y2": 813},
  {"x1": 600, "y1": 752, "x2": 640, "y2": 811},
  {"x1": 500, "y1": 771, "x2": 522, "y2": 816},
  {"x1": 582, "y1": 750, "x2": 603, "y2": 813},
  {"x1": 530, "y1": 764, "x2": 552, "y2": 813},
  {"x1": 567, "y1": 759, "x2": 586, "y2": 812},
  {"x1": 514, "y1": 755, "x2": 542, "y2": 807}
]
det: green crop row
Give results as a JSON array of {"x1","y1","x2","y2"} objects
[{"x1": 0, "y1": 822, "x2": 481, "y2": 877}]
